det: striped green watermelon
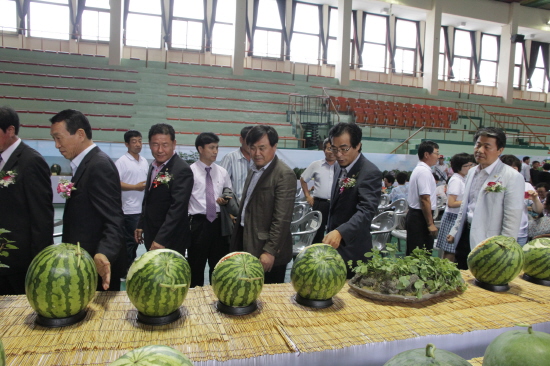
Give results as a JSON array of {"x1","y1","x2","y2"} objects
[
  {"x1": 483, "y1": 325, "x2": 550, "y2": 366},
  {"x1": 467, "y1": 235, "x2": 524, "y2": 285},
  {"x1": 110, "y1": 345, "x2": 194, "y2": 365},
  {"x1": 25, "y1": 243, "x2": 98, "y2": 318},
  {"x1": 126, "y1": 249, "x2": 191, "y2": 317},
  {"x1": 212, "y1": 252, "x2": 264, "y2": 307},
  {"x1": 383, "y1": 343, "x2": 471, "y2": 365},
  {"x1": 523, "y1": 238, "x2": 550, "y2": 280},
  {"x1": 0, "y1": 338, "x2": 5, "y2": 366},
  {"x1": 291, "y1": 244, "x2": 347, "y2": 300}
]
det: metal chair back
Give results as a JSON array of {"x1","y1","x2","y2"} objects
[
  {"x1": 370, "y1": 211, "x2": 398, "y2": 251},
  {"x1": 291, "y1": 210, "x2": 322, "y2": 256},
  {"x1": 292, "y1": 202, "x2": 312, "y2": 222}
]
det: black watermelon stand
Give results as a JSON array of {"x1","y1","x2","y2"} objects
[
  {"x1": 294, "y1": 294, "x2": 333, "y2": 309},
  {"x1": 522, "y1": 273, "x2": 550, "y2": 287},
  {"x1": 35, "y1": 310, "x2": 87, "y2": 328},
  {"x1": 474, "y1": 279, "x2": 510, "y2": 292},
  {"x1": 136, "y1": 309, "x2": 181, "y2": 326},
  {"x1": 216, "y1": 300, "x2": 258, "y2": 316}
]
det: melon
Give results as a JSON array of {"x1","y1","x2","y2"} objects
[
  {"x1": 110, "y1": 345, "x2": 193, "y2": 365},
  {"x1": 126, "y1": 249, "x2": 191, "y2": 317},
  {"x1": 483, "y1": 325, "x2": 550, "y2": 366},
  {"x1": 0, "y1": 338, "x2": 5, "y2": 366},
  {"x1": 212, "y1": 252, "x2": 264, "y2": 307},
  {"x1": 384, "y1": 343, "x2": 471, "y2": 365},
  {"x1": 467, "y1": 236, "x2": 524, "y2": 285},
  {"x1": 291, "y1": 244, "x2": 347, "y2": 300},
  {"x1": 523, "y1": 238, "x2": 550, "y2": 280},
  {"x1": 25, "y1": 243, "x2": 98, "y2": 318}
]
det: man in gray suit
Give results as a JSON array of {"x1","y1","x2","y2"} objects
[
  {"x1": 447, "y1": 127, "x2": 524, "y2": 269},
  {"x1": 230, "y1": 125, "x2": 296, "y2": 284}
]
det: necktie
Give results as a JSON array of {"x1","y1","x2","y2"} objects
[{"x1": 205, "y1": 167, "x2": 216, "y2": 222}]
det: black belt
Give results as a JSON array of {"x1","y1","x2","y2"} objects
[
  {"x1": 314, "y1": 197, "x2": 330, "y2": 202},
  {"x1": 190, "y1": 213, "x2": 219, "y2": 219}
]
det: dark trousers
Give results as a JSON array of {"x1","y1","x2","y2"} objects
[
  {"x1": 312, "y1": 198, "x2": 330, "y2": 244},
  {"x1": 455, "y1": 223, "x2": 471, "y2": 270},
  {"x1": 405, "y1": 208, "x2": 434, "y2": 255},
  {"x1": 0, "y1": 272, "x2": 26, "y2": 295},
  {"x1": 188, "y1": 215, "x2": 229, "y2": 288},
  {"x1": 124, "y1": 213, "x2": 141, "y2": 273},
  {"x1": 265, "y1": 264, "x2": 287, "y2": 284}
]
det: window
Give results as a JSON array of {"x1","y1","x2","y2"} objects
[
  {"x1": 326, "y1": 7, "x2": 353, "y2": 66},
  {"x1": 453, "y1": 29, "x2": 473, "y2": 82},
  {"x1": 361, "y1": 13, "x2": 387, "y2": 73},
  {"x1": 290, "y1": 2, "x2": 319, "y2": 64},
  {"x1": 172, "y1": 0, "x2": 204, "y2": 50},
  {"x1": 0, "y1": 0, "x2": 17, "y2": 33},
  {"x1": 212, "y1": 0, "x2": 235, "y2": 55},
  {"x1": 479, "y1": 33, "x2": 498, "y2": 86},
  {"x1": 513, "y1": 44, "x2": 523, "y2": 89},
  {"x1": 81, "y1": 0, "x2": 110, "y2": 42},
  {"x1": 30, "y1": 0, "x2": 70, "y2": 40},
  {"x1": 438, "y1": 27, "x2": 447, "y2": 81},
  {"x1": 394, "y1": 19, "x2": 417, "y2": 75},
  {"x1": 253, "y1": 0, "x2": 282, "y2": 58},
  {"x1": 126, "y1": 0, "x2": 162, "y2": 48},
  {"x1": 527, "y1": 50, "x2": 546, "y2": 92}
]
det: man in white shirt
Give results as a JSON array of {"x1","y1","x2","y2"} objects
[
  {"x1": 521, "y1": 156, "x2": 531, "y2": 182},
  {"x1": 300, "y1": 138, "x2": 336, "y2": 243},
  {"x1": 406, "y1": 140, "x2": 439, "y2": 255},
  {"x1": 115, "y1": 130, "x2": 149, "y2": 273},
  {"x1": 220, "y1": 126, "x2": 252, "y2": 201},
  {"x1": 188, "y1": 132, "x2": 232, "y2": 287},
  {"x1": 433, "y1": 155, "x2": 449, "y2": 183}
]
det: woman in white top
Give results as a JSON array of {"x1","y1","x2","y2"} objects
[{"x1": 436, "y1": 153, "x2": 476, "y2": 262}]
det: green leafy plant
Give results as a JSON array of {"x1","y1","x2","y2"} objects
[
  {"x1": 0, "y1": 229, "x2": 18, "y2": 268},
  {"x1": 293, "y1": 167, "x2": 306, "y2": 179},
  {"x1": 350, "y1": 243, "x2": 467, "y2": 299},
  {"x1": 178, "y1": 151, "x2": 200, "y2": 164}
]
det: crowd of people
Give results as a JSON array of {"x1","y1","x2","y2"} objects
[{"x1": 1, "y1": 105, "x2": 548, "y2": 296}]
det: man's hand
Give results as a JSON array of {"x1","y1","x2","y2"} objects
[
  {"x1": 447, "y1": 234, "x2": 454, "y2": 244},
  {"x1": 134, "y1": 228, "x2": 143, "y2": 244},
  {"x1": 134, "y1": 181, "x2": 146, "y2": 192},
  {"x1": 259, "y1": 252, "x2": 275, "y2": 272},
  {"x1": 323, "y1": 230, "x2": 342, "y2": 249},
  {"x1": 428, "y1": 223, "x2": 438, "y2": 237},
  {"x1": 216, "y1": 197, "x2": 229, "y2": 206},
  {"x1": 94, "y1": 253, "x2": 111, "y2": 291},
  {"x1": 150, "y1": 241, "x2": 165, "y2": 250},
  {"x1": 305, "y1": 195, "x2": 314, "y2": 207}
]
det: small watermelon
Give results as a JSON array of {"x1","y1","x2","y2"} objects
[
  {"x1": 523, "y1": 238, "x2": 550, "y2": 280},
  {"x1": 212, "y1": 252, "x2": 264, "y2": 307},
  {"x1": 0, "y1": 338, "x2": 5, "y2": 366},
  {"x1": 384, "y1": 343, "x2": 471, "y2": 365},
  {"x1": 25, "y1": 243, "x2": 98, "y2": 318},
  {"x1": 467, "y1": 236, "x2": 524, "y2": 285},
  {"x1": 483, "y1": 324, "x2": 550, "y2": 366},
  {"x1": 110, "y1": 345, "x2": 194, "y2": 365},
  {"x1": 127, "y1": 249, "x2": 191, "y2": 317},
  {"x1": 291, "y1": 244, "x2": 347, "y2": 300}
]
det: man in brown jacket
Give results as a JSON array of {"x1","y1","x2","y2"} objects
[{"x1": 230, "y1": 125, "x2": 296, "y2": 284}]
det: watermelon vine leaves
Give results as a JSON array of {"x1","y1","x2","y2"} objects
[{"x1": 0, "y1": 229, "x2": 18, "y2": 268}]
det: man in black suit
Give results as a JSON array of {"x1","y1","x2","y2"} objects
[
  {"x1": 323, "y1": 123, "x2": 381, "y2": 279},
  {"x1": 0, "y1": 107, "x2": 53, "y2": 295},
  {"x1": 135, "y1": 124, "x2": 193, "y2": 255},
  {"x1": 50, "y1": 109, "x2": 125, "y2": 291}
]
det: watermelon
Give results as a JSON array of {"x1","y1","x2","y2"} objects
[
  {"x1": 110, "y1": 345, "x2": 193, "y2": 365},
  {"x1": 126, "y1": 249, "x2": 191, "y2": 317},
  {"x1": 523, "y1": 238, "x2": 550, "y2": 280},
  {"x1": 291, "y1": 244, "x2": 347, "y2": 300},
  {"x1": 25, "y1": 243, "x2": 98, "y2": 318},
  {"x1": 0, "y1": 338, "x2": 5, "y2": 366},
  {"x1": 467, "y1": 236, "x2": 524, "y2": 285},
  {"x1": 384, "y1": 343, "x2": 472, "y2": 365},
  {"x1": 483, "y1": 324, "x2": 550, "y2": 366},
  {"x1": 212, "y1": 252, "x2": 264, "y2": 307}
]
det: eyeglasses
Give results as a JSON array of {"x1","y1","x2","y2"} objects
[{"x1": 330, "y1": 145, "x2": 353, "y2": 154}]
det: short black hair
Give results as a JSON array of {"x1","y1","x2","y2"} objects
[
  {"x1": 0, "y1": 107, "x2": 20, "y2": 135},
  {"x1": 384, "y1": 174, "x2": 395, "y2": 184},
  {"x1": 417, "y1": 140, "x2": 439, "y2": 160},
  {"x1": 544, "y1": 163, "x2": 550, "y2": 171},
  {"x1": 148, "y1": 123, "x2": 175, "y2": 141},
  {"x1": 474, "y1": 127, "x2": 506, "y2": 150},
  {"x1": 245, "y1": 125, "x2": 278, "y2": 147},
  {"x1": 328, "y1": 123, "x2": 362, "y2": 152},
  {"x1": 322, "y1": 138, "x2": 330, "y2": 150},
  {"x1": 450, "y1": 152, "x2": 474, "y2": 173},
  {"x1": 396, "y1": 172, "x2": 408, "y2": 185},
  {"x1": 535, "y1": 182, "x2": 550, "y2": 192},
  {"x1": 523, "y1": 156, "x2": 530, "y2": 162},
  {"x1": 240, "y1": 126, "x2": 253, "y2": 139},
  {"x1": 500, "y1": 154, "x2": 522, "y2": 171},
  {"x1": 124, "y1": 130, "x2": 142, "y2": 144},
  {"x1": 195, "y1": 132, "x2": 219, "y2": 151},
  {"x1": 50, "y1": 109, "x2": 92, "y2": 140},
  {"x1": 533, "y1": 160, "x2": 540, "y2": 165}
]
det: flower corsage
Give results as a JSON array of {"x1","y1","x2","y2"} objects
[
  {"x1": 485, "y1": 181, "x2": 505, "y2": 193},
  {"x1": 152, "y1": 170, "x2": 172, "y2": 188},
  {"x1": 0, "y1": 170, "x2": 17, "y2": 188},
  {"x1": 57, "y1": 179, "x2": 76, "y2": 199},
  {"x1": 339, "y1": 176, "x2": 356, "y2": 194}
]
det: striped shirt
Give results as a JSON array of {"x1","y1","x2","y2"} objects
[{"x1": 220, "y1": 148, "x2": 251, "y2": 201}]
